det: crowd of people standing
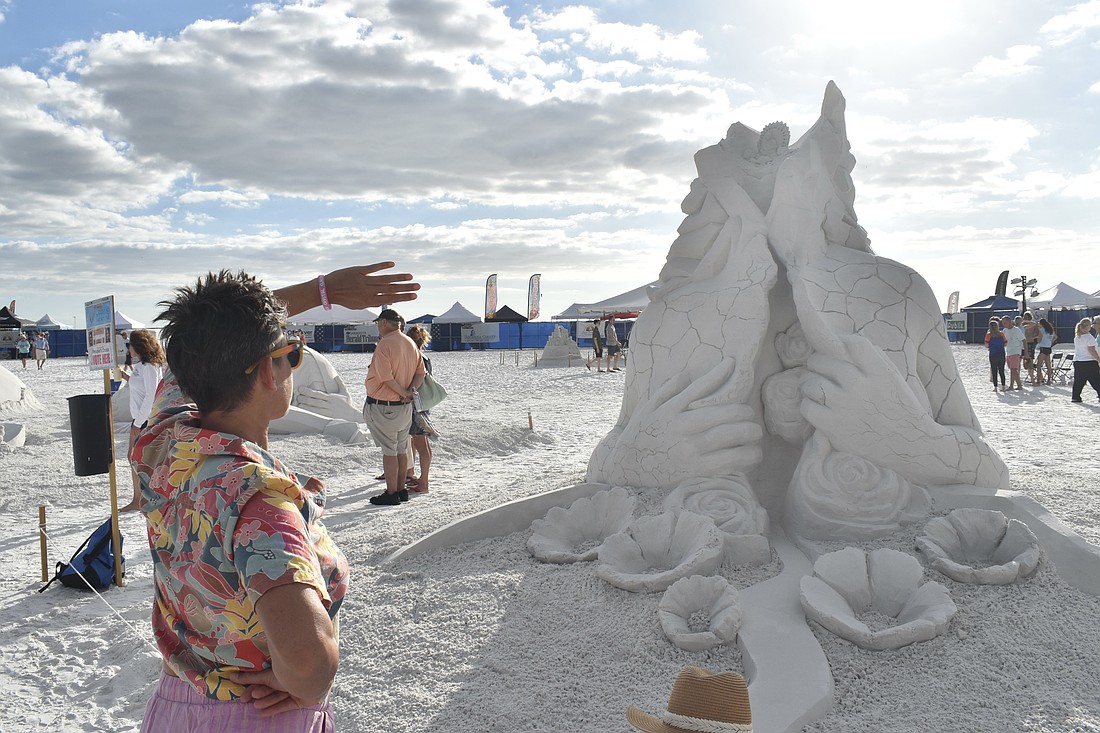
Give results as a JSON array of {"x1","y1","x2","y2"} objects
[{"x1": 985, "y1": 311, "x2": 1100, "y2": 403}]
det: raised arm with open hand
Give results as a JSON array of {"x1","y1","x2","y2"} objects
[{"x1": 275, "y1": 262, "x2": 420, "y2": 317}]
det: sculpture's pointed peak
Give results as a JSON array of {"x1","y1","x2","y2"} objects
[{"x1": 821, "y1": 81, "x2": 846, "y2": 123}]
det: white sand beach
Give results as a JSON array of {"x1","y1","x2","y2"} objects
[{"x1": 2, "y1": 345, "x2": 1100, "y2": 732}]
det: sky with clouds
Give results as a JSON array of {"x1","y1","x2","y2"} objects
[{"x1": 1, "y1": 0, "x2": 1098, "y2": 327}]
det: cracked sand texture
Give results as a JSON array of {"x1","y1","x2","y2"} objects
[{"x1": 588, "y1": 81, "x2": 1006, "y2": 544}]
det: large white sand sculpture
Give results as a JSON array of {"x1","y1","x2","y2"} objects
[
  {"x1": 112, "y1": 346, "x2": 367, "y2": 443},
  {"x1": 0, "y1": 367, "x2": 41, "y2": 413},
  {"x1": 588, "y1": 81, "x2": 1007, "y2": 542},
  {"x1": 393, "y1": 82, "x2": 1028, "y2": 733}
]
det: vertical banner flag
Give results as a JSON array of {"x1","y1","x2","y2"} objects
[
  {"x1": 946, "y1": 291, "x2": 959, "y2": 315},
  {"x1": 527, "y1": 274, "x2": 541, "y2": 321},
  {"x1": 485, "y1": 274, "x2": 498, "y2": 320},
  {"x1": 995, "y1": 270, "x2": 1009, "y2": 297}
]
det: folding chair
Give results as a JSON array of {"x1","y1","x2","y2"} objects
[{"x1": 1052, "y1": 353, "x2": 1072, "y2": 384}]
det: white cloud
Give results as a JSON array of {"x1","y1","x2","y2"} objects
[
  {"x1": 182, "y1": 212, "x2": 214, "y2": 225},
  {"x1": 1062, "y1": 169, "x2": 1100, "y2": 199},
  {"x1": 2, "y1": 0, "x2": 1099, "y2": 325},
  {"x1": 864, "y1": 88, "x2": 910, "y2": 104},
  {"x1": 968, "y1": 45, "x2": 1042, "y2": 79},
  {"x1": 177, "y1": 189, "x2": 267, "y2": 208},
  {"x1": 532, "y1": 5, "x2": 706, "y2": 62},
  {"x1": 1040, "y1": 0, "x2": 1100, "y2": 46}
]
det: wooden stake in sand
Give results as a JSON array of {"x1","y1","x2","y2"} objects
[
  {"x1": 84, "y1": 294, "x2": 125, "y2": 589},
  {"x1": 528, "y1": 409, "x2": 534, "y2": 431},
  {"x1": 39, "y1": 505, "x2": 47, "y2": 582},
  {"x1": 103, "y1": 370, "x2": 124, "y2": 588}
]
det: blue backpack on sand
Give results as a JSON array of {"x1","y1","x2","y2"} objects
[{"x1": 39, "y1": 517, "x2": 124, "y2": 592}]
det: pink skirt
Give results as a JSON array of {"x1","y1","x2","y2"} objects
[{"x1": 140, "y1": 673, "x2": 334, "y2": 733}]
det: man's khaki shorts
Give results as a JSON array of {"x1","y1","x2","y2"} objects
[{"x1": 363, "y1": 400, "x2": 412, "y2": 456}]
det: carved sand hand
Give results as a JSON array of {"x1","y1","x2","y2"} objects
[
  {"x1": 599, "y1": 357, "x2": 763, "y2": 485},
  {"x1": 800, "y1": 333, "x2": 1004, "y2": 488}
]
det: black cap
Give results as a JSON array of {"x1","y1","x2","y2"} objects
[{"x1": 374, "y1": 309, "x2": 402, "y2": 323}]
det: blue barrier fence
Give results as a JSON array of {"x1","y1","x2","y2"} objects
[{"x1": 298, "y1": 321, "x2": 631, "y2": 353}]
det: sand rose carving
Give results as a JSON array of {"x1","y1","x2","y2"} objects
[
  {"x1": 787, "y1": 433, "x2": 930, "y2": 540},
  {"x1": 658, "y1": 575, "x2": 742, "y2": 651},
  {"x1": 596, "y1": 511, "x2": 724, "y2": 593},
  {"x1": 775, "y1": 321, "x2": 812, "y2": 368},
  {"x1": 800, "y1": 546, "x2": 956, "y2": 651},
  {"x1": 916, "y1": 508, "x2": 1041, "y2": 585},
  {"x1": 663, "y1": 476, "x2": 770, "y2": 565},
  {"x1": 527, "y1": 487, "x2": 636, "y2": 564},
  {"x1": 761, "y1": 367, "x2": 812, "y2": 443}
]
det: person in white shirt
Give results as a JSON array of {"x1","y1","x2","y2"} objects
[
  {"x1": 33, "y1": 333, "x2": 49, "y2": 369},
  {"x1": 120, "y1": 329, "x2": 166, "y2": 512},
  {"x1": 1001, "y1": 316, "x2": 1026, "y2": 391},
  {"x1": 1071, "y1": 317, "x2": 1100, "y2": 403}
]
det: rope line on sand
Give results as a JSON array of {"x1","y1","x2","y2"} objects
[{"x1": 39, "y1": 526, "x2": 160, "y2": 656}]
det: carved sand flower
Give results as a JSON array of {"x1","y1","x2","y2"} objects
[
  {"x1": 800, "y1": 547, "x2": 956, "y2": 651},
  {"x1": 787, "y1": 433, "x2": 930, "y2": 541},
  {"x1": 527, "y1": 488, "x2": 636, "y2": 564},
  {"x1": 917, "y1": 508, "x2": 1041, "y2": 585},
  {"x1": 596, "y1": 512, "x2": 724, "y2": 593},
  {"x1": 664, "y1": 476, "x2": 770, "y2": 565},
  {"x1": 658, "y1": 575, "x2": 743, "y2": 651},
  {"x1": 775, "y1": 321, "x2": 812, "y2": 368},
  {"x1": 761, "y1": 367, "x2": 812, "y2": 443}
]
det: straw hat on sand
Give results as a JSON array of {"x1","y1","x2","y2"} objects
[{"x1": 626, "y1": 666, "x2": 752, "y2": 733}]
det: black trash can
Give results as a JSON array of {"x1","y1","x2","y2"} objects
[{"x1": 68, "y1": 394, "x2": 113, "y2": 477}]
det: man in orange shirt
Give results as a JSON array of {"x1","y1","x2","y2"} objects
[{"x1": 364, "y1": 309, "x2": 425, "y2": 506}]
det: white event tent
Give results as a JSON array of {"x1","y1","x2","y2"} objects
[
  {"x1": 35, "y1": 314, "x2": 75, "y2": 330},
  {"x1": 287, "y1": 305, "x2": 379, "y2": 325},
  {"x1": 115, "y1": 311, "x2": 145, "y2": 330},
  {"x1": 433, "y1": 302, "x2": 481, "y2": 324},
  {"x1": 1028, "y1": 282, "x2": 1091, "y2": 311},
  {"x1": 552, "y1": 282, "x2": 655, "y2": 320}
]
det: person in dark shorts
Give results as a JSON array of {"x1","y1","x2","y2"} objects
[
  {"x1": 586, "y1": 319, "x2": 604, "y2": 371},
  {"x1": 604, "y1": 315, "x2": 622, "y2": 372}
]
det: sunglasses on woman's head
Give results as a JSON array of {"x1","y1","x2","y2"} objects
[{"x1": 244, "y1": 339, "x2": 304, "y2": 375}]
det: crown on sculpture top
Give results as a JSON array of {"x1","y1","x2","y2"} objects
[{"x1": 757, "y1": 121, "x2": 790, "y2": 159}]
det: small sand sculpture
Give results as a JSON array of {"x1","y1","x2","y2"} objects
[
  {"x1": 917, "y1": 508, "x2": 1041, "y2": 585},
  {"x1": 800, "y1": 547, "x2": 957, "y2": 651},
  {"x1": 596, "y1": 511, "x2": 724, "y2": 592},
  {"x1": 658, "y1": 574, "x2": 743, "y2": 652},
  {"x1": 527, "y1": 487, "x2": 636, "y2": 563}
]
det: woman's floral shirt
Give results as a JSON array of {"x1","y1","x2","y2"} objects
[{"x1": 132, "y1": 372, "x2": 349, "y2": 701}]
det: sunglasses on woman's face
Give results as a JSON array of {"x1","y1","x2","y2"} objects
[{"x1": 244, "y1": 339, "x2": 304, "y2": 375}]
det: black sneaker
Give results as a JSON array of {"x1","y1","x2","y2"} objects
[
  {"x1": 370, "y1": 492, "x2": 402, "y2": 506},
  {"x1": 1071, "y1": 398, "x2": 1083, "y2": 403},
  {"x1": 398, "y1": 489, "x2": 410, "y2": 502}
]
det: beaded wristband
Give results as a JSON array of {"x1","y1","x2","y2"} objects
[{"x1": 318, "y1": 274, "x2": 332, "y2": 310}]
